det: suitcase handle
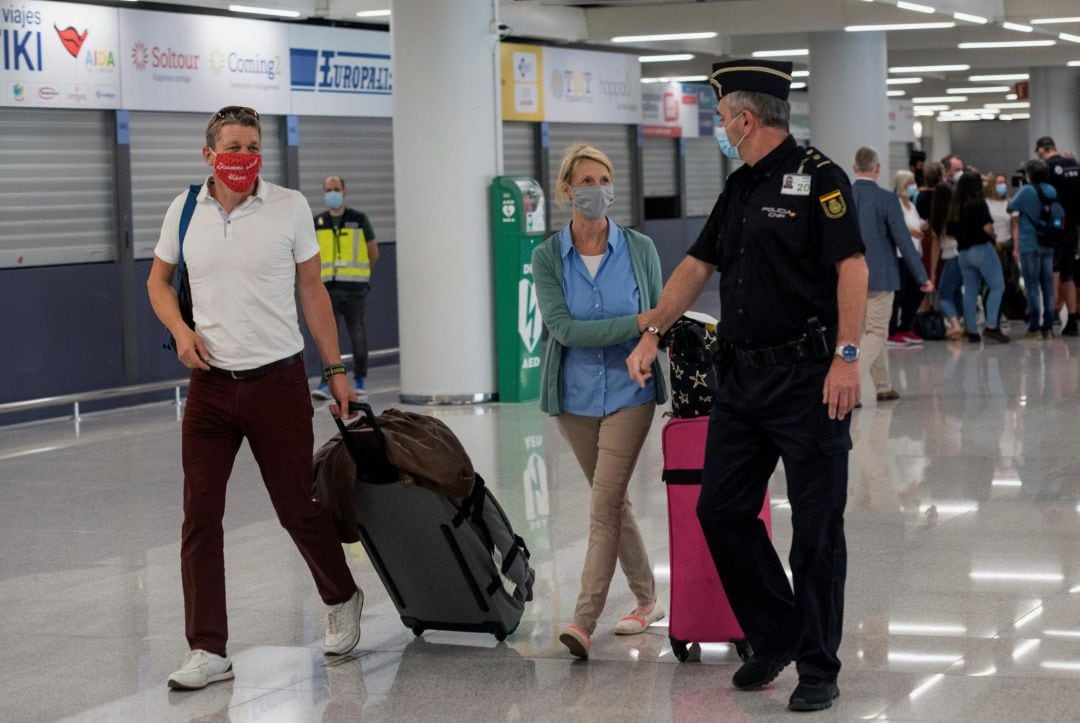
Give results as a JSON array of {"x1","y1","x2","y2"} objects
[{"x1": 332, "y1": 402, "x2": 395, "y2": 484}]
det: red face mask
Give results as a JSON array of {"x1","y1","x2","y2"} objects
[{"x1": 212, "y1": 152, "x2": 261, "y2": 193}]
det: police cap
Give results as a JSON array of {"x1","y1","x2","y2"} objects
[
  {"x1": 1035, "y1": 136, "x2": 1056, "y2": 151},
  {"x1": 709, "y1": 59, "x2": 794, "y2": 102}
]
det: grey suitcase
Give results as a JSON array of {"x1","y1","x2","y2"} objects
[{"x1": 333, "y1": 403, "x2": 534, "y2": 641}]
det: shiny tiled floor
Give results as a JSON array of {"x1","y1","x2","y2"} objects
[{"x1": 4, "y1": 331, "x2": 1080, "y2": 721}]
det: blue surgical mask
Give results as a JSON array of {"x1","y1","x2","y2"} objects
[
  {"x1": 324, "y1": 191, "x2": 344, "y2": 209},
  {"x1": 906, "y1": 183, "x2": 918, "y2": 200},
  {"x1": 995, "y1": 183, "x2": 1008, "y2": 197},
  {"x1": 715, "y1": 112, "x2": 747, "y2": 160}
]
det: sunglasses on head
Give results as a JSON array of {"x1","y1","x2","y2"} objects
[{"x1": 215, "y1": 105, "x2": 259, "y2": 120}]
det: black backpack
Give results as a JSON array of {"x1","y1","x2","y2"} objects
[
  {"x1": 667, "y1": 314, "x2": 719, "y2": 418},
  {"x1": 1029, "y1": 184, "x2": 1066, "y2": 248}
]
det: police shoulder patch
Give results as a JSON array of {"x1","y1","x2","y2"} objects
[{"x1": 819, "y1": 189, "x2": 846, "y2": 219}]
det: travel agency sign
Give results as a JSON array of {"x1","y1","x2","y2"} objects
[
  {"x1": 0, "y1": 0, "x2": 120, "y2": 108},
  {"x1": 118, "y1": 9, "x2": 290, "y2": 114}
]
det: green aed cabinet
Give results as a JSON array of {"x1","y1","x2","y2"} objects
[{"x1": 491, "y1": 176, "x2": 547, "y2": 403}]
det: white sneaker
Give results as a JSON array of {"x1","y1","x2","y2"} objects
[
  {"x1": 324, "y1": 589, "x2": 363, "y2": 655},
  {"x1": 167, "y1": 649, "x2": 234, "y2": 690}
]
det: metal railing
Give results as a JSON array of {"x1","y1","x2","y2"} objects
[{"x1": 0, "y1": 348, "x2": 399, "y2": 422}]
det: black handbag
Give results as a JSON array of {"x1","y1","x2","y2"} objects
[
  {"x1": 667, "y1": 314, "x2": 719, "y2": 418},
  {"x1": 913, "y1": 292, "x2": 946, "y2": 341}
]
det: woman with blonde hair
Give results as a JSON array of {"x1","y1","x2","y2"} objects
[{"x1": 531, "y1": 143, "x2": 668, "y2": 659}]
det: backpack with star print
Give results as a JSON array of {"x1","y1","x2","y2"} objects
[{"x1": 667, "y1": 313, "x2": 719, "y2": 418}]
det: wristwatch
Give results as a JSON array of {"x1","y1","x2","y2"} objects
[
  {"x1": 835, "y1": 344, "x2": 860, "y2": 362},
  {"x1": 643, "y1": 325, "x2": 661, "y2": 338}
]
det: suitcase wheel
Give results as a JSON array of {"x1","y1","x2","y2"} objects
[
  {"x1": 411, "y1": 624, "x2": 425, "y2": 637},
  {"x1": 670, "y1": 636, "x2": 690, "y2": 663},
  {"x1": 494, "y1": 627, "x2": 508, "y2": 642},
  {"x1": 734, "y1": 639, "x2": 753, "y2": 662}
]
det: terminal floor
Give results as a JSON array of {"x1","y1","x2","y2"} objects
[{"x1": 4, "y1": 335, "x2": 1080, "y2": 722}]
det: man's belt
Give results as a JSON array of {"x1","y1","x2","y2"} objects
[
  {"x1": 208, "y1": 352, "x2": 304, "y2": 380},
  {"x1": 720, "y1": 329, "x2": 833, "y2": 368}
]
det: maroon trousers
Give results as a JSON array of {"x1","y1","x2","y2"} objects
[{"x1": 181, "y1": 359, "x2": 356, "y2": 657}]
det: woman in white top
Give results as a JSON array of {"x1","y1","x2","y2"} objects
[
  {"x1": 985, "y1": 172, "x2": 1014, "y2": 246},
  {"x1": 889, "y1": 171, "x2": 929, "y2": 344},
  {"x1": 926, "y1": 162, "x2": 965, "y2": 339}
]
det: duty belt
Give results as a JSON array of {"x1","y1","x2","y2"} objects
[{"x1": 208, "y1": 352, "x2": 304, "y2": 380}]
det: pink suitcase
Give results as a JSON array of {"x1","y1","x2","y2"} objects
[{"x1": 662, "y1": 415, "x2": 772, "y2": 663}]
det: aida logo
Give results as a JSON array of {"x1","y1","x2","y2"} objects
[{"x1": 53, "y1": 23, "x2": 87, "y2": 58}]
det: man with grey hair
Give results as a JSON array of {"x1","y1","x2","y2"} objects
[
  {"x1": 628, "y1": 59, "x2": 867, "y2": 712},
  {"x1": 852, "y1": 146, "x2": 933, "y2": 402}
]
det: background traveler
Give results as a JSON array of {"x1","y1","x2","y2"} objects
[
  {"x1": 947, "y1": 171, "x2": 1009, "y2": 344},
  {"x1": 888, "y1": 169, "x2": 932, "y2": 347},
  {"x1": 1034, "y1": 136, "x2": 1080, "y2": 335},
  {"x1": 1011, "y1": 160, "x2": 1059, "y2": 339}
]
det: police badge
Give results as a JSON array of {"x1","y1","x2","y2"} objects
[{"x1": 819, "y1": 190, "x2": 846, "y2": 219}]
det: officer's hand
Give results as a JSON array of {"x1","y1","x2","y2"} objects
[
  {"x1": 920, "y1": 279, "x2": 934, "y2": 293},
  {"x1": 627, "y1": 335, "x2": 659, "y2": 388},
  {"x1": 175, "y1": 327, "x2": 211, "y2": 371},
  {"x1": 327, "y1": 374, "x2": 356, "y2": 419},
  {"x1": 822, "y1": 358, "x2": 860, "y2": 420}
]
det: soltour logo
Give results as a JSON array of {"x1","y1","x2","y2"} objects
[{"x1": 130, "y1": 41, "x2": 200, "y2": 72}]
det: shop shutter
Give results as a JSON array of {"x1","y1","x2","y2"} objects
[
  {"x1": 683, "y1": 136, "x2": 722, "y2": 217},
  {"x1": 547, "y1": 123, "x2": 636, "y2": 231},
  {"x1": 643, "y1": 136, "x2": 677, "y2": 197},
  {"x1": 502, "y1": 121, "x2": 538, "y2": 180}
]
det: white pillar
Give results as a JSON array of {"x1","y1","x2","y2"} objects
[
  {"x1": 392, "y1": 0, "x2": 501, "y2": 403},
  {"x1": 928, "y1": 116, "x2": 951, "y2": 165},
  {"x1": 1028, "y1": 67, "x2": 1080, "y2": 158},
  {"x1": 808, "y1": 31, "x2": 889, "y2": 181}
]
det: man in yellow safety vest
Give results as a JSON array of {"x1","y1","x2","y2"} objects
[{"x1": 313, "y1": 176, "x2": 379, "y2": 398}]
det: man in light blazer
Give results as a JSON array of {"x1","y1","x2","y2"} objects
[{"x1": 852, "y1": 147, "x2": 934, "y2": 402}]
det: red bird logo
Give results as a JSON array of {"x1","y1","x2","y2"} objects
[{"x1": 54, "y1": 24, "x2": 89, "y2": 59}]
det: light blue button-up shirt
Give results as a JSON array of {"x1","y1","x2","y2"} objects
[{"x1": 559, "y1": 221, "x2": 655, "y2": 417}]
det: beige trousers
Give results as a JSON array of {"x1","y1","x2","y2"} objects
[
  {"x1": 861, "y1": 291, "x2": 895, "y2": 394},
  {"x1": 556, "y1": 401, "x2": 656, "y2": 634}
]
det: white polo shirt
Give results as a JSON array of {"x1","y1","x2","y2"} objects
[{"x1": 154, "y1": 177, "x2": 320, "y2": 371}]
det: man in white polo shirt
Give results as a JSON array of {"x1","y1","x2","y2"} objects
[{"x1": 147, "y1": 105, "x2": 363, "y2": 690}]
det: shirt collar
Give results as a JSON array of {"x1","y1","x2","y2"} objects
[
  {"x1": 751, "y1": 134, "x2": 797, "y2": 178},
  {"x1": 197, "y1": 175, "x2": 267, "y2": 204},
  {"x1": 559, "y1": 220, "x2": 622, "y2": 257}
]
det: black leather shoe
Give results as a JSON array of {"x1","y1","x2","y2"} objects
[
  {"x1": 983, "y1": 327, "x2": 1010, "y2": 344},
  {"x1": 788, "y1": 678, "x2": 840, "y2": 712},
  {"x1": 732, "y1": 653, "x2": 792, "y2": 690}
]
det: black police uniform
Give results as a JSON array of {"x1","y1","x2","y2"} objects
[
  {"x1": 687, "y1": 135, "x2": 864, "y2": 682},
  {"x1": 1044, "y1": 153, "x2": 1080, "y2": 283}
]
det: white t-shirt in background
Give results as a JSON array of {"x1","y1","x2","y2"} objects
[
  {"x1": 154, "y1": 178, "x2": 320, "y2": 371},
  {"x1": 987, "y1": 198, "x2": 1013, "y2": 244}
]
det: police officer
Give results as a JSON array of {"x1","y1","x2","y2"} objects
[
  {"x1": 313, "y1": 176, "x2": 379, "y2": 397},
  {"x1": 627, "y1": 59, "x2": 867, "y2": 713},
  {"x1": 1034, "y1": 137, "x2": 1080, "y2": 336}
]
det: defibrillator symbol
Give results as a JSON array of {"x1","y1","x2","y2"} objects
[{"x1": 518, "y1": 279, "x2": 543, "y2": 353}]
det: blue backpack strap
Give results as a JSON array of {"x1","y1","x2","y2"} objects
[{"x1": 176, "y1": 184, "x2": 201, "y2": 275}]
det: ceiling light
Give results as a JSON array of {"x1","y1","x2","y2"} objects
[
  {"x1": 1032, "y1": 17, "x2": 1080, "y2": 25},
  {"x1": 639, "y1": 77, "x2": 670, "y2": 84},
  {"x1": 791, "y1": 82, "x2": 807, "y2": 89},
  {"x1": 612, "y1": 32, "x2": 718, "y2": 43},
  {"x1": 639, "y1": 54, "x2": 694, "y2": 63},
  {"x1": 897, "y1": 1, "x2": 935, "y2": 13},
  {"x1": 954, "y1": 11, "x2": 988, "y2": 24},
  {"x1": 792, "y1": 70, "x2": 810, "y2": 77},
  {"x1": 959, "y1": 40, "x2": 1056, "y2": 48},
  {"x1": 892, "y1": 64, "x2": 970, "y2": 73},
  {"x1": 228, "y1": 4, "x2": 300, "y2": 17},
  {"x1": 946, "y1": 86, "x2": 1010, "y2": 93},
  {"x1": 846, "y1": 22, "x2": 956, "y2": 32},
  {"x1": 913, "y1": 95, "x2": 965, "y2": 102},
  {"x1": 887, "y1": 89, "x2": 906, "y2": 96},
  {"x1": 1006, "y1": 93, "x2": 1018, "y2": 99},
  {"x1": 1061, "y1": 33, "x2": 1080, "y2": 43},
  {"x1": 1002, "y1": 22, "x2": 1034, "y2": 32},
  {"x1": 887, "y1": 77, "x2": 923, "y2": 84},
  {"x1": 969, "y1": 73, "x2": 1029, "y2": 81},
  {"x1": 970, "y1": 570, "x2": 1063, "y2": 581},
  {"x1": 914, "y1": 104, "x2": 950, "y2": 111},
  {"x1": 672, "y1": 75, "x2": 707, "y2": 81},
  {"x1": 1070, "y1": 61, "x2": 1080, "y2": 67},
  {"x1": 985, "y1": 101, "x2": 1031, "y2": 109},
  {"x1": 752, "y1": 49, "x2": 808, "y2": 58},
  {"x1": 355, "y1": 9, "x2": 390, "y2": 17}
]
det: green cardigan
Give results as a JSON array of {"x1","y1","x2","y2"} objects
[{"x1": 531, "y1": 225, "x2": 669, "y2": 416}]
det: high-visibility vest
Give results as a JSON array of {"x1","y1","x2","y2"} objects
[{"x1": 316, "y1": 213, "x2": 371, "y2": 282}]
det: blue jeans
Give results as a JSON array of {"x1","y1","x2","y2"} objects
[
  {"x1": 959, "y1": 243, "x2": 1005, "y2": 334},
  {"x1": 938, "y1": 257, "x2": 963, "y2": 319},
  {"x1": 1021, "y1": 247, "x2": 1056, "y2": 331}
]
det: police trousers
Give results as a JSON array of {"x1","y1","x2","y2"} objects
[{"x1": 696, "y1": 358, "x2": 851, "y2": 681}]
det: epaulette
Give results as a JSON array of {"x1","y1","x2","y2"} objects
[{"x1": 798, "y1": 146, "x2": 833, "y2": 173}]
